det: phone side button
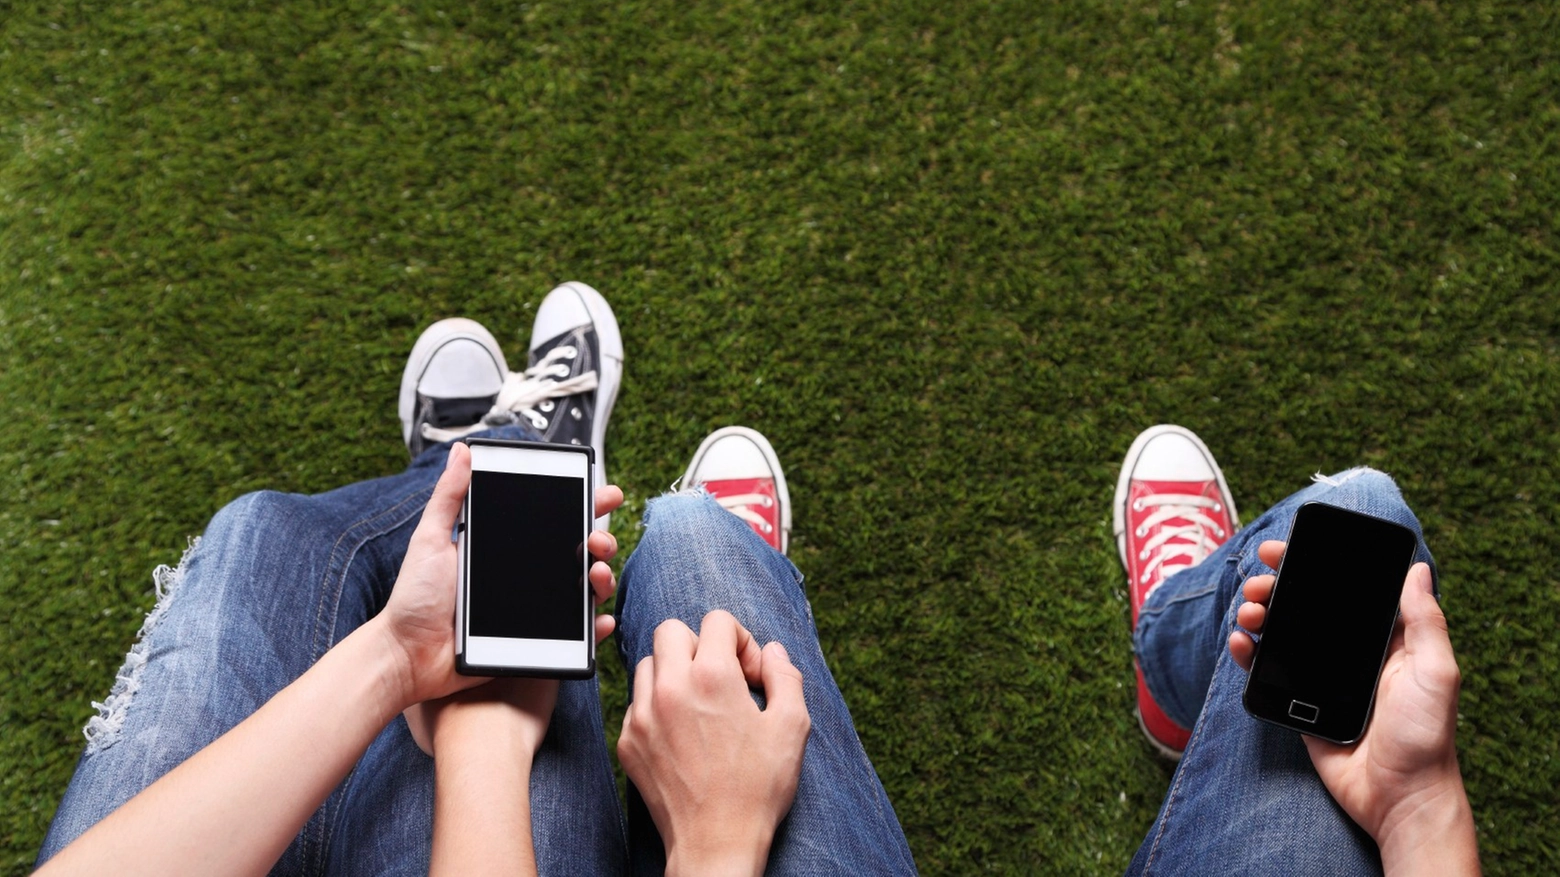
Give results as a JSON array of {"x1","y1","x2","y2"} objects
[{"x1": 1288, "y1": 700, "x2": 1320, "y2": 723}]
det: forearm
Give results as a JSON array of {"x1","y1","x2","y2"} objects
[
  {"x1": 38, "y1": 617, "x2": 411, "y2": 877},
  {"x1": 1377, "y1": 776, "x2": 1480, "y2": 877},
  {"x1": 429, "y1": 706, "x2": 541, "y2": 876}
]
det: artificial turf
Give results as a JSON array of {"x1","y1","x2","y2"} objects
[{"x1": 2, "y1": 0, "x2": 1557, "y2": 872}]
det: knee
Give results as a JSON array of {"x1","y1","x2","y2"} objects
[
  {"x1": 641, "y1": 489, "x2": 750, "y2": 551},
  {"x1": 1309, "y1": 468, "x2": 1415, "y2": 524},
  {"x1": 208, "y1": 490, "x2": 329, "y2": 546},
  {"x1": 195, "y1": 490, "x2": 334, "y2": 595}
]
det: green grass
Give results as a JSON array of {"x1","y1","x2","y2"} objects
[{"x1": 3, "y1": 0, "x2": 1558, "y2": 872}]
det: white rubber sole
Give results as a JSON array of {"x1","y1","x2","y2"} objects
[
  {"x1": 683, "y1": 426, "x2": 793, "y2": 555},
  {"x1": 397, "y1": 318, "x2": 508, "y2": 451},
  {"x1": 1111, "y1": 424, "x2": 1240, "y2": 570},
  {"x1": 533, "y1": 282, "x2": 623, "y2": 530}
]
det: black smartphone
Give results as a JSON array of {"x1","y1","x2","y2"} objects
[
  {"x1": 455, "y1": 437, "x2": 595, "y2": 678},
  {"x1": 1242, "y1": 501, "x2": 1417, "y2": 744}
]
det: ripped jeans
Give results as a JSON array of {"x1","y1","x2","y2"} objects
[
  {"x1": 36, "y1": 424, "x2": 917, "y2": 876},
  {"x1": 1125, "y1": 468, "x2": 1436, "y2": 876}
]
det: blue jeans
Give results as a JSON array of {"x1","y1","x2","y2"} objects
[
  {"x1": 1126, "y1": 468, "x2": 1436, "y2": 875},
  {"x1": 616, "y1": 491, "x2": 918, "y2": 876},
  {"x1": 35, "y1": 425, "x2": 915, "y2": 876}
]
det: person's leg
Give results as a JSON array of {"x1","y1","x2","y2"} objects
[
  {"x1": 1126, "y1": 467, "x2": 1435, "y2": 875},
  {"x1": 36, "y1": 439, "x2": 461, "y2": 872},
  {"x1": 615, "y1": 430, "x2": 916, "y2": 877},
  {"x1": 41, "y1": 292, "x2": 631, "y2": 874},
  {"x1": 328, "y1": 673, "x2": 627, "y2": 877}
]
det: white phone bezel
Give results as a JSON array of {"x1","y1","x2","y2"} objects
[{"x1": 456, "y1": 441, "x2": 593, "y2": 675}]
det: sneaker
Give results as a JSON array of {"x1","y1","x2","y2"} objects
[
  {"x1": 683, "y1": 426, "x2": 792, "y2": 555},
  {"x1": 409, "y1": 284, "x2": 624, "y2": 529},
  {"x1": 523, "y1": 282, "x2": 623, "y2": 529},
  {"x1": 398, "y1": 318, "x2": 509, "y2": 458},
  {"x1": 1113, "y1": 424, "x2": 1240, "y2": 759}
]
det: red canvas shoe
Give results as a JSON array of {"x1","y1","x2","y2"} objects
[
  {"x1": 1113, "y1": 424, "x2": 1240, "y2": 760},
  {"x1": 683, "y1": 426, "x2": 792, "y2": 555}
]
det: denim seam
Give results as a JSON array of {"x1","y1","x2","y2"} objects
[
  {"x1": 1141, "y1": 649, "x2": 1230, "y2": 873},
  {"x1": 309, "y1": 484, "x2": 434, "y2": 663},
  {"x1": 305, "y1": 483, "x2": 435, "y2": 875}
]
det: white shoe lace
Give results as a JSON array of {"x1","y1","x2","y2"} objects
[
  {"x1": 420, "y1": 345, "x2": 598, "y2": 443},
  {"x1": 1132, "y1": 493, "x2": 1227, "y2": 587},
  {"x1": 714, "y1": 491, "x2": 775, "y2": 535}
]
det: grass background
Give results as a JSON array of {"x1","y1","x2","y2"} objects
[{"x1": 2, "y1": 0, "x2": 1557, "y2": 872}]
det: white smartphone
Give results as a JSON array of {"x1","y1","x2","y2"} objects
[{"x1": 456, "y1": 438, "x2": 594, "y2": 678}]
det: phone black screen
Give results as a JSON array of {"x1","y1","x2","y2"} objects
[
  {"x1": 466, "y1": 470, "x2": 586, "y2": 642},
  {"x1": 1243, "y1": 502, "x2": 1417, "y2": 743}
]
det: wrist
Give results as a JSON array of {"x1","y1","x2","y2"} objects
[
  {"x1": 1375, "y1": 771, "x2": 1480, "y2": 875},
  {"x1": 357, "y1": 615, "x2": 422, "y2": 714},
  {"x1": 664, "y1": 829, "x2": 770, "y2": 877},
  {"x1": 433, "y1": 699, "x2": 547, "y2": 760}
]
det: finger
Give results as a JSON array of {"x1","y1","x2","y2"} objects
[
  {"x1": 418, "y1": 442, "x2": 472, "y2": 542},
  {"x1": 1228, "y1": 629, "x2": 1257, "y2": 671},
  {"x1": 759, "y1": 640, "x2": 808, "y2": 718},
  {"x1": 1236, "y1": 600, "x2": 1267, "y2": 633},
  {"x1": 594, "y1": 613, "x2": 616, "y2": 644},
  {"x1": 594, "y1": 485, "x2": 625, "y2": 519},
  {"x1": 690, "y1": 609, "x2": 739, "y2": 663},
  {"x1": 1242, "y1": 574, "x2": 1276, "y2": 606},
  {"x1": 735, "y1": 625, "x2": 765, "y2": 688},
  {"x1": 629, "y1": 654, "x2": 656, "y2": 714},
  {"x1": 693, "y1": 610, "x2": 763, "y2": 686},
  {"x1": 651, "y1": 618, "x2": 699, "y2": 668},
  {"x1": 587, "y1": 530, "x2": 619, "y2": 562},
  {"x1": 1398, "y1": 563, "x2": 1452, "y2": 659},
  {"x1": 589, "y1": 560, "x2": 616, "y2": 603},
  {"x1": 1257, "y1": 540, "x2": 1286, "y2": 571}
]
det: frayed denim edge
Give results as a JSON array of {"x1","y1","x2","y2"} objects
[{"x1": 82, "y1": 536, "x2": 201, "y2": 754}]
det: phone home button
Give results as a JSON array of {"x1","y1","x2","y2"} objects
[{"x1": 1288, "y1": 700, "x2": 1320, "y2": 724}]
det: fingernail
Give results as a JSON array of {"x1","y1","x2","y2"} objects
[{"x1": 770, "y1": 641, "x2": 790, "y2": 662}]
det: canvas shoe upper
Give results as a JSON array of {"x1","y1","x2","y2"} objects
[
  {"x1": 525, "y1": 283, "x2": 622, "y2": 529},
  {"x1": 415, "y1": 283, "x2": 623, "y2": 529},
  {"x1": 1113, "y1": 424, "x2": 1240, "y2": 759},
  {"x1": 683, "y1": 426, "x2": 792, "y2": 555},
  {"x1": 398, "y1": 318, "x2": 509, "y2": 458}
]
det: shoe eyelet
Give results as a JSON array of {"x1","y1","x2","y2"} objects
[
  {"x1": 1213, "y1": 502, "x2": 1222, "y2": 512},
  {"x1": 763, "y1": 497, "x2": 773, "y2": 507},
  {"x1": 1135, "y1": 526, "x2": 1146, "y2": 537},
  {"x1": 1139, "y1": 549, "x2": 1148, "y2": 561},
  {"x1": 1215, "y1": 527, "x2": 1225, "y2": 537},
  {"x1": 571, "y1": 407, "x2": 582, "y2": 420},
  {"x1": 1132, "y1": 499, "x2": 1144, "y2": 512},
  {"x1": 570, "y1": 438, "x2": 580, "y2": 445},
  {"x1": 540, "y1": 400, "x2": 554, "y2": 412},
  {"x1": 762, "y1": 524, "x2": 773, "y2": 533}
]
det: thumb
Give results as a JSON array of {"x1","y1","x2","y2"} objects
[
  {"x1": 419, "y1": 442, "x2": 472, "y2": 539},
  {"x1": 1398, "y1": 563, "x2": 1449, "y2": 657},
  {"x1": 760, "y1": 640, "x2": 807, "y2": 715}
]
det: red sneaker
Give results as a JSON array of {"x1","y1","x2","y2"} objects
[
  {"x1": 683, "y1": 426, "x2": 793, "y2": 555},
  {"x1": 1113, "y1": 425, "x2": 1240, "y2": 759}
]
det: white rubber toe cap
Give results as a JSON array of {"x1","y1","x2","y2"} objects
[
  {"x1": 689, "y1": 432, "x2": 772, "y2": 481},
  {"x1": 532, "y1": 282, "x2": 598, "y2": 350},
  {"x1": 1132, "y1": 431, "x2": 1217, "y2": 481}
]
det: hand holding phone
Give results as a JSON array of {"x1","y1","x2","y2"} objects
[
  {"x1": 1241, "y1": 502, "x2": 1417, "y2": 743},
  {"x1": 1230, "y1": 539, "x2": 1477, "y2": 871}
]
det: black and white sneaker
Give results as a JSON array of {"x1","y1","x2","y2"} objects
[
  {"x1": 524, "y1": 282, "x2": 623, "y2": 528},
  {"x1": 398, "y1": 318, "x2": 509, "y2": 458},
  {"x1": 399, "y1": 285, "x2": 622, "y2": 524}
]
